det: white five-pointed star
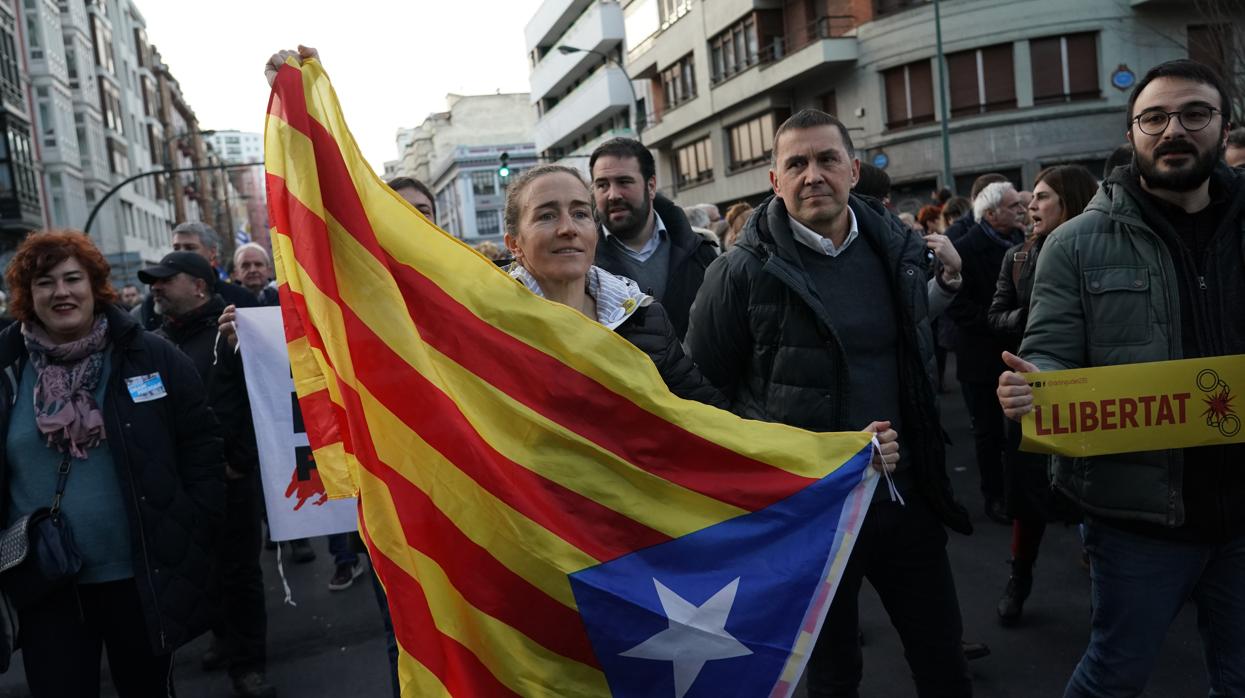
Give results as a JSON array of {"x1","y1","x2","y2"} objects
[{"x1": 620, "y1": 578, "x2": 753, "y2": 698}]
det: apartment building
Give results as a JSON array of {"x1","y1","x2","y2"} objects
[
  {"x1": 389, "y1": 93, "x2": 538, "y2": 241},
  {"x1": 203, "y1": 129, "x2": 268, "y2": 252},
  {"x1": 17, "y1": 0, "x2": 221, "y2": 284},
  {"x1": 625, "y1": 0, "x2": 1226, "y2": 212},
  {"x1": 525, "y1": 0, "x2": 650, "y2": 172}
]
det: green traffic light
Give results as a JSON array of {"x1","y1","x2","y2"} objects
[{"x1": 499, "y1": 166, "x2": 510, "y2": 178}]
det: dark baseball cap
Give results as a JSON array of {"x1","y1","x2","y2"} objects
[{"x1": 138, "y1": 251, "x2": 216, "y2": 285}]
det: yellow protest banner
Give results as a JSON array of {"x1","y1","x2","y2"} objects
[{"x1": 1021, "y1": 355, "x2": 1245, "y2": 457}]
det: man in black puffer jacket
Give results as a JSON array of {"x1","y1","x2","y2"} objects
[
  {"x1": 141, "y1": 252, "x2": 275, "y2": 698},
  {"x1": 590, "y1": 138, "x2": 718, "y2": 340},
  {"x1": 687, "y1": 109, "x2": 972, "y2": 698}
]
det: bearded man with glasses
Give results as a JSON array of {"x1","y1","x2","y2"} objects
[{"x1": 996, "y1": 58, "x2": 1245, "y2": 697}]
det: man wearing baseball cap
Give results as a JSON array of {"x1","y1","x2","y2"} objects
[{"x1": 138, "y1": 251, "x2": 276, "y2": 698}]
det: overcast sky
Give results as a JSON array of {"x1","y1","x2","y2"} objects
[{"x1": 141, "y1": 0, "x2": 544, "y2": 173}]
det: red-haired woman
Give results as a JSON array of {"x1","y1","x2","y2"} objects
[
  {"x1": 0, "y1": 231, "x2": 224, "y2": 696},
  {"x1": 988, "y1": 165, "x2": 1098, "y2": 626}
]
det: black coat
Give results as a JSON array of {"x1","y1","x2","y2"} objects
[
  {"x1": 616, "y1": 301, "x2": 727, "y2": 409},
  {"x1": 0, "y1": 304, "x2": 224, "y2": 653},
  {"x1": 948, "y1": 222, "x2": 1020, "y2": 383},
  {"x1": 595, "y1": 195, "x2": 718, "y2": 341},
  {"x1": 687, "y1": 194, "x2": 971, "y2": 535},
  {"x1": 156, "y1": 296, "x2": 261, "y2": 476},
  {"x1": 987, "y1": 237, "x2": 1045, "y2": 353},
  {"x1": 155, "y1": 295, "x2": 227, "y2": 384}
]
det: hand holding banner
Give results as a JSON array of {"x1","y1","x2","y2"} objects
[{"x1": 1021, "y1": 355, "x2": 1245, "y2": 457}]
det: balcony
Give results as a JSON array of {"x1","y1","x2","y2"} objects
[
  {"x1": 525, "y1": 0, "x2": 597, "y2": 52},
  {"x1": 529, "y1": 1, "x2": 625, "y2": 102},
  {"x1": 534, "y1": 65, "x2": 633, "y2": 153}
]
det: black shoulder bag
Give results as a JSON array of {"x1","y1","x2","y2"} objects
[{"x1": 0, "y1": 454, "x2": 84, "y2": 610}]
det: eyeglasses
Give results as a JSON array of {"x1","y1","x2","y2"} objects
[{"x1": 1132, "y1": 106, "x2": 1220, "y2": 136}]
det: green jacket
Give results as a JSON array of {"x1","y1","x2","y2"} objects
[{"x1": 1020, "y1": 166, "x2": 1244, "y2": 527}]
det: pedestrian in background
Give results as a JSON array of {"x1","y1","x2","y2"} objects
[
  {"x1": 987, "y1": 164, "x2": 1097, "y2": 626},
  {"x1": 590, "y1": 138, "x2": 717, "y2": 340},
  {"x1": 0, "y1": 230, "x2": 224, "y2": 697},
  {"x1": 723, "y1": 202, "x2": 752, "y2": 249},
  {"x1": 950, "y1": 181, "x2": 1026, "y2": 525},
  {"x1": 142, "y1": 251, "x2": 276, "y2": 698}
]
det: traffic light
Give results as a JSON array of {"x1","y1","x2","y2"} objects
[{"x1": 498, "y1": 152, "x2": 510, "y2": 179}]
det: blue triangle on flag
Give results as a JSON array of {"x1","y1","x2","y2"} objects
[{"x1": 569, "y1": 446, "x2": 873, "y2": 698}]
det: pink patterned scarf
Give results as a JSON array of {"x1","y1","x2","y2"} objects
[{"x1": 22, "y1": 315, "x2": 109, "y2": 459}]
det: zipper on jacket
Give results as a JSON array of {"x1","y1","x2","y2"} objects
[
  {"x1": 1197, "y1": 275, "x2": 1207, "y2": 291},
  {"x1": 110, "y1": 352, "x2": 169, "y2": 651}
]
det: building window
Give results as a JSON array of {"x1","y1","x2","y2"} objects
[
  {"x1": 1188, "y1": 25, "x2": 1234, "y2": 85},
  {"x1": 106, "y1": 140, "x2": 128, "y2": 175},
  {"x1": 661, "y1": 53, "x2": 696, "y2": 109},
  {"x1": 873, "y1": 0, "x2": 929, "y2": 16},
  {"x1": 476, "y1": 209, "x2": 500, "y2": 237},
  {"x1": 1030, "y1": 33, "x2": 1099, "y2": 105},
  {"x1": 947, "y1": 43, "x2": 1016, "y2": 117},
  {"x1": 676, "y1": 137, "x2": 713, "y2": 187},
  {"x1": 883, "y1": 60, "x2": 935, "y2": 129},
  {"x1": 89, "y1": 15, "x2": 114, "y2": 74},
  {"x1": 0, "y1": 115, "x2": 42, "y2": 217},
  {"x1": 728, "y1": 112, "x2": 781, "y2": 171},
  {"x1": 98, "y1": 80, "x2": 122, "y2": 134},
  {"x1": 37, "y1": 101, "x2": 55, "y2": 148},
  {"x1": 710, "y1": 15, "x2": 759, "y2": 84},
  {"x1": 0, "y1": 23, "x2": 22, "y2": 108},
  {"x1": 470, "y1": 170, "x2": 496, "y2": 196},
  {"x1": 822, "y1": 91, "x2": 838, "y2": 117},
  {"x1": 659, "y1": 0, "x2": 692, "y2": 27}
]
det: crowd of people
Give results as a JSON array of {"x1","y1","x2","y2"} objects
[{"x1": 0, "y1": 49, "x2": 1239, "y2": 698}]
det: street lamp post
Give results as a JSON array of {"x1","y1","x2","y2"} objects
[
  {"x1": 83, "y1": 161, "x2": 264, "y2": 238},
  {"x1": 933, "y1": 0, "x2": 955, "y2": 194},
  {"x1": 556, "y1": 45, "x2": 643, "y2": 139}
]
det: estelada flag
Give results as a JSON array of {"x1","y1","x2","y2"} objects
[{"x1": 264, "y1": 57, "x2": 878, "y2": 698}]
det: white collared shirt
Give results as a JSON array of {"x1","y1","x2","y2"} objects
[
  {"x1": 789, "y1": 207, "x2": 860, "y2": 257},
  {"x1": 509, "y1": 264, "x2": 650, "y2": 330},
  {"x1": 603, "y1": 212, "x2": 668, "y2": 263}
]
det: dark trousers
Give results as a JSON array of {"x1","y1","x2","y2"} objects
[
  {"x1": 807, "y1": 497, "x2": 971, "y2": 698},
  {"x1": 961, "y1": 379, "x2": 1006, "y2": 499},
  {"x1": 19, "y1": 579, "x2": 174, "y2": 698},
  {"x1": 213, "y1": 473, "x2": 267, "y2": 677},
  {"x1": 370, "y1": 568, "x2": 401, "y2": 698}
]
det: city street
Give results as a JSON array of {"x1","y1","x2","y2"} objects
[{"x1": 0, "y1": 371, "x2": 1207, "y2": 698}]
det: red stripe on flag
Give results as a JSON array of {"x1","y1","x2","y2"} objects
[
  {"x1": 266, "y1": 65, "x2": 310, "y2": 133},
  {"x1": 281, "y1": 285, "x2": 603, "y2": 666},
  {"x1": 293, "y1": 387, "x2": 348, "y2": 455},
  {"x1": 342, "y1": 384, "x2": 601, "y2": 668},
  {"x1": 268, "y1": 192, "x2": 669, "y2": 560},
  {"x1": 288, "y1": 113, "x2": 816, "y2": 510},
  {"x1": 358, "y1": 517, "x2": 525, "y2": 698}
]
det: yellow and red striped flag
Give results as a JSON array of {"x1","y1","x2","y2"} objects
[{"x1": 265, "y1": 58, "x2": 878, "y2": 698}]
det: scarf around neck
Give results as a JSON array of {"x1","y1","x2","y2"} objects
[{"x1": 22, "y1": 314, "x2": 110, "y2": 459}]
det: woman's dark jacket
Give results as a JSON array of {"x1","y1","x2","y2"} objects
[
  {"x1": 0, "y1": 303, "x2": 225, "y2": 653},
  {"x1": 616, "y1": 301, "x2": 728, "y2": 409},
  {"x1": 987, "y1": 237, "x2": 1045, "y2": 353},
  {"x1": 686, "y1": 194, "x2": 971, "y2": 535}
]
